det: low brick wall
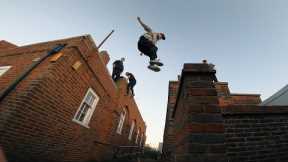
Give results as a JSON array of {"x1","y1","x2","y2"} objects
[{"x1": 222, "y1": 106, "x2": 288, "y2": 162}]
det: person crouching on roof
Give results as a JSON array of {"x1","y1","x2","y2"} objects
[{"x1": 125, "y1": 72, "x2": 136, "y2": 96}]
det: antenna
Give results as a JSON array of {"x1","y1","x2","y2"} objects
[{"x1": 98, "y1": 30, "x2": 115, "y2": 49}]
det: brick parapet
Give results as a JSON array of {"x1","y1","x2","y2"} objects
[
  {"x1": 221, "y1": 105, "x2": 288, "y2": 115},
  {"x1": 223, "y1": 105, "x2": 288, "y2": 161}
]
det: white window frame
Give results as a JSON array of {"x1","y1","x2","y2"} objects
[
  {"x1": 116, "y1": 109, "x2": 126, "y2": 134},
  {"x1": 128, "y1": 120, "x2": 135, "y2": 140},
  {"x1": 135, "y1": 129, "x2": 140, "y2": 144},
  {"x1": 0, "y1": 66, "x2": 11, "y2": 77},
  {"x1": 73, "y1": 88, "x2": 99, "y2": 128}
]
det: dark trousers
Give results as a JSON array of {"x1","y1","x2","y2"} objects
[
  {"x1": 127, "y1": 80, "x2": 136, "y2": 96},
  {"x1": 112, "y1": 68, "x2": 123, "y2": 81},
  {"x1": 138, "y1": 36, "x2": 158, "y2": 61}
]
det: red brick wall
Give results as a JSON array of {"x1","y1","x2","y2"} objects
[
  {"x1": 215, "y1": 82, "x2": 230, "y2": 96},
  {"x1": 0, "y1": 36, "x2": 146, "y2": 162},
  {"x1": 171, "y1": 64, "x2": 226, "y2": 162},
  {"x1": 222, "y1": 106, "x2": 288, "y2": 162},
  {"x1": 109, "y1": 78, "x2": 146, "y2": 147},
  {"x1": 215, "y1": 82, "x2": 261, "y2": 106},
  {"x1": 162, "y1": 81, "x2": 179, "y2": 156}
]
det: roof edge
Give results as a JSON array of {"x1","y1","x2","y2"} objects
[{"x1": 261, "y1": 84, "x2": 288, "y2": 106}]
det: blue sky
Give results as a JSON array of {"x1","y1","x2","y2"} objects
[{"x1": 1, "y1": 0, "x2": 288, "y2": 148}]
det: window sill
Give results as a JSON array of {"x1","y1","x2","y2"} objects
[{"x1": 72, "y1": 119, "x2": 90, "y2": 128}]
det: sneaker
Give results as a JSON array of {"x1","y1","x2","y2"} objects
[
  {"x1": 148, "y1": 64, "x2": 161, "y2": 72},
  {"x1": 150, "y1": 59, "x2": 163, "y2": 66}
]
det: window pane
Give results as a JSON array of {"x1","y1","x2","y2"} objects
[
  {"x1": 117, "y1": 111, "x2": 126, "y2": 134},
  {"x1": 76, "y1": 103, "x2": 91, "y2": 122},
  {"x1": 88, "y1": 95, "x2": 95, "y2": 106},
  {"x1": 139, "y1": 134, "x2": 143, "y2": 146},
  {"x1": 84, "y1": 93, "x2": 92, "y2": 103},
  {"x1": 128, "y1": 121, "x2": 135, "y2": 140},
  {"x1": 119, "y1": 116, "x2": 124, "y2": 131},
  {"x1": 0, "y1": 66, "x2": 11, "y2": 77},
  {"x1": 79, "y1": 104, "x2": 91, "y2": 122},
  {"x1": 75, "y1": 104, "x2": 85, "y2": 120},
  {"x1": 135, "y1": 129, "x2": 139, "y2": 144}
]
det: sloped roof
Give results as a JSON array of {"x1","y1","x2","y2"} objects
[
  {"x1": 261, "y1": 84, "x2": 288, "y2": 106},
  {"x1": 0, "y1": 40, "x2": 17, "y2": 51},
  {"x1": 0, "y1": 35, "x2": 96, "y2": 57}
]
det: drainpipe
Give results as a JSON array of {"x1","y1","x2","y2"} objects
[{"x1": 0, "y1": 44, "x2": 67, "y2": 102}]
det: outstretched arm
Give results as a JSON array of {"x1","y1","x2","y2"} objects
[{"x1": 137, "y1": 17, "x2": 152, "y2": 32}]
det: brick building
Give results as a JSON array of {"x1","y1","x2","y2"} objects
[
  {"x1": 163, "y1": 62, "x2": 288, "y2": 162},
  {"x1": 162, "y1": 80, "x2": 179, "y2": 158},
  {"x1": 0, "y1": 35, "x2": 146, "y2": 162}
]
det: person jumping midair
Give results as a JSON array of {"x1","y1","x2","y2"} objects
[
  {"x1": 125, "y1": 72, "x2": 136, "y2": 96},
  {"x1": 137, "y1": 17, "x2": 166, "y2": 71}
]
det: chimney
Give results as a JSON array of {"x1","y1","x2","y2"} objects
[
  {"x1": 99, "y1": 50, "x2": 110, "y2": 65},
  {"x1": 0, "y1": 40, "x2": 17, "y2": 50},
  {"x1": 172, "y1": 63, "x2": 226, "y2": 161}
]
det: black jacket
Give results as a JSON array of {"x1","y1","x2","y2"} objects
[
  {"x1": 113, "y1": 60, "x2": 124, "y2": 71},
  {"x1": 126, "y1": 73, "x2": 136, "y2": 84}
]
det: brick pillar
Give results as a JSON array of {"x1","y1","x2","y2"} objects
[{"x1": 173, "y1": 63, "x2": 226, "y2": 162}]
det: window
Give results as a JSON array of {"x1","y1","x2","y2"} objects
[
  {"x1": 128, "y1": 120, "x2": 135, "y2": 140},
  {"x1": 116, "y1": 109, "x2": 126, "y2": 134},
  {"x1": 73, "y1": 88, "x2": 99, "y2": 127},
  {"x1": 135, "y1": 129, "x2": 140, "y2": 144},
  {"x1": 139, "y1": 133, "x2": 143, "y2": 147},
  {"x1": 0, "y1": 66, "x2": 11, "y2": 77}
]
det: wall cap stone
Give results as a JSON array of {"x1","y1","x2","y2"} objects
[{"x1": 221, "y1": 105, "x2": 288, "y2": 115}]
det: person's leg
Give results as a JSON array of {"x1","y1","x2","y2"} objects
[
  {"x1": 114, "y1": 68, "x2": 122, "y2": 81},
  {"x1": 149, "y1": 45, "x2": 158, "y2": 61},
  {"x1": 138, "y1": 36, "x2": 156, "y2": 61},
  {"x1": 127, "y1": 82, "x2": 131, "y2": 95},
  {"x1": 119, "y1": 69, "x2": 124, "y2": 79},
  {"x1": 112, "y1": 69, "x2": 116, "y2": 81},
  {"x1": 130, "y1": 81, "x2": 136, "y2": 96},
  {"x1": 144, "y1": 46, "x2": 158, "y2": 61},
  {"x1": 115, "y1": 72, "x2": 120, "y2": 81},
  {"x1": 131, "y1": 86, "x2": 135, "y2": 96}
]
